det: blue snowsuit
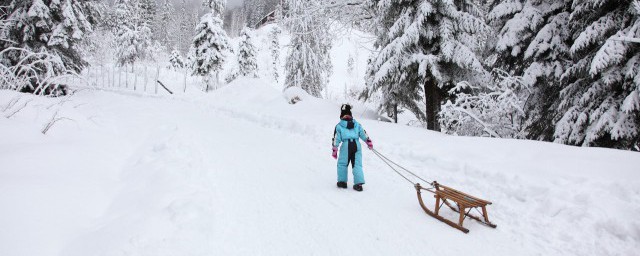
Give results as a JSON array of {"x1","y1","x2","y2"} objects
[{"x1": 333, "y1": 118, "x2": 370, "y2": 185}]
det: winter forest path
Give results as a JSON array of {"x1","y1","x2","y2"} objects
[
  {"x1": 1, "y1": 85, "x2": 639, "y2": 256},
  {"x1": 55, "y1": 90, "x2": 458, "y2": 255}
]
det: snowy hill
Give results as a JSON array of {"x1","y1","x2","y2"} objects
[{"x1": 1, "y1": 77, "x2": 639, "y2": 256}]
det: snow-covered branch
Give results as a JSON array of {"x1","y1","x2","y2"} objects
[
  {"x1": 439, "y1": 70, "x2": 530, "y2": 138},
  {"x1": 609, "y1": 36, "x2": 640, "y2": 44}
]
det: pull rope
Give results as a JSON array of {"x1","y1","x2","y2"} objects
[
  {"x1": 371, "y1": 149, "x2": 414, "y2": 184},
  {"x1": 371, "y1": 148, "x2": 434, "y2": 187}
]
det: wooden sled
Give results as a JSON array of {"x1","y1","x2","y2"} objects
[{"x1": 414, "y1": 181, "x2": 497, "y2": 233}]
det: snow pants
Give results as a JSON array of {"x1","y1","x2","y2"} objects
[{"x1": 337, "y1": 139, "x2": 365, "y2": 184}]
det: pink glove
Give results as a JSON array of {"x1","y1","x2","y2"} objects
[
  {"x1": 366, "y1": 139, "x2": 373, "y2": 150},
  {"x1": 332, "y1": 147, "x2": 338, "y2": 159}
]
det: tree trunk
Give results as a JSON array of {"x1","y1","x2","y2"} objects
[
  {"x1": 424, "y1": 79, "x2": 440, "y2": 131},
  {"x1": 393, "y1": 103, "x2": 398, "y2": 123}
]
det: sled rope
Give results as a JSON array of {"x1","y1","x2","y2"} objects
[{"x1": 371, "y1": 149, "x2": 433, "y2": 186}]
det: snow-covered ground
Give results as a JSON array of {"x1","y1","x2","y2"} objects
[{"x1": 1, "y1": 77, "x2": 639, "y2": 256}]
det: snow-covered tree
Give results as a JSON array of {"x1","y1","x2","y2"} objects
[
  {"x1": 138, "y1": 0, "x2": 156, "y2": 25},
  {"x1": 114, "y1": 0, "x2": 153, "y2": 66},
  {"x1": 2, "y1": 0, "x2": 100, "y2": 72},
  {"x1": 156, "y1": 0, "x2": 175, "y2": 47},
  {"x1": 554, "y1": 0, "x2": 640, "y2": 149},
  {"x1": 188, "y1": 0, "x2": 230, "y2": 91},
  {"x1": 169, "y1": 48, "x2": 184, "y2": 69},
  {"x1": 268, "y1": 25, "x2": 281, "y2": 83},
  {"x1": 362, "y1": 0, "x2": 489, "y2": 130},
  {"x1": 487, "y1": 0, "x2": 571, "y2": 140},
  {"x1": 283, "y1": 0, "x2": 333, "y2": 98},
  {"x1": 237, "y1": 27, "x2": 258, "y2": 77}
]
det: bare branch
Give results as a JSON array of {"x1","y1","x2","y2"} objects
[
  {"x1": 2, "y1": 95, "x2": 21, "y2": 113},
  {"x1": 41, "y1": 110, "x2": 73, "y2": 135},
  {"x1": 4, "y1": 98, "x2": 33, "y2": 118}
]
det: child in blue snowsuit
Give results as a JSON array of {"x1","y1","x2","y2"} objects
[{"x1": 332, "y1": 104, "x2": 373, "y2": 191}]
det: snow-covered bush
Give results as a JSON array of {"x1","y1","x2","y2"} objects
[
  {"x1": 440, "y1": 70, "x2": 530, "y2": 138},
  {"x1": 0, "y1": 47, "x2": 72, "y2": 96},
  {"x1": 283, "y1": 86, "x2": 310, "y2": 104}
]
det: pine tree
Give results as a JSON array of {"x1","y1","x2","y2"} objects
[
  {"x1": 188, "y1": 0, "x2": 231, "y2": 91},
  {"x1": 169, "y1": 48, "x2": 184, "y2": 69},
  {"x1": 362, "y1": 0, "x2": 489, "y2": 130},
  {"x1": 254, "y1": 0, "x2": 266, "y2": 27},
  {"x1": 284, "y1": 0, "x2": 333, "y2": 98},
  {"x1": 2, "y1": 0, "x2": 100, "y2": 72},
  {"x1": 156, "y1": 0, "x2": 175, "y2": 48},
  {"x1": 114, "y1": 0, "x2": 153, "y2": 66},
  {"x1": 176, "y1": 0, "x2": 192, "y2": 54},
  {"x1": 268, "y1": 25, "x2": 281, "y2": 83},
  {"x1": 488, "y1": 0, "x2": 571, "y2": 140},
  {"x1": 237, "y1": 27, "x2": 258, "y2": 77},
  {"x1": 554, "y1": 0, "x2": 640, "y2": 149},
  {"x1": 243, "y1": 0, "x2": 256, "y2": 28},
  {"x1": 138, "y1": 0, "x2": 156, "y2": 28}
]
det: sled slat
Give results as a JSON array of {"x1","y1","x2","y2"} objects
[{"x1": 439, "y1": 184, "x2": 492, "y2": 205}]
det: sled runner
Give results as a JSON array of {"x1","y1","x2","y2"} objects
[
  {"x1": 371, "y1": 149, "x2": 497, "y2": 233},
  {"x1": 415, "y1": 182, "x2": 496, "y2": 233}
]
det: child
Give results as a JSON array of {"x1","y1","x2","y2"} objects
[{"x1": 331, "y1": 104, "x2": 373, "y2": 191}]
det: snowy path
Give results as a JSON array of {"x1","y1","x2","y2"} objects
[{"x1": 1, "y1": 82, "x2": 639, "y2": 256}]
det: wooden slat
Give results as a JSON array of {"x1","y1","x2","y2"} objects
[
  {"x1": 439, "y1": 184, "x2": 492, "y2": 205},
  {"x1": 436, "y1": 189, "x2": 483, "y2": 207},
  {"x1": 436, "y1": 190, "x2": 474, "y2": 207},
  {"x1": 441, "y1": 189, "x2": 480, "y2": 205}
]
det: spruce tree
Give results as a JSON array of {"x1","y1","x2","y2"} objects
[
  {"x1": 269, "y1": 26, "x2": 281, "y2": 83},
  {"x1": 237, "y1": 27, "x2": 258, "y2": 78},
  {"x1": 156, "y1": 0, "x2": 175, "y2": 48},
  {"x1": 488, "y1": 0, "x2": 571, "y2": 140},
  {"x1": 554, "y1": 0, "x2": 640, "y2": 149},
  {"x1": 284, "y1": 0, "x2": 332, "y2": 98},
  {"x1": 176, "y1": 0, "x2": 193, "y2": 54},
  {"x1": 114, "y1": 0, "x2": 152, "y2": 66},
  {"x1": 2, "y1": 0, "x2": 100, "y2": 72},
  {"x1": 363, "y1": 0, "x2": 489, "y2": 130},
  {"x1": 169, "y1": 48, "x2": 184, "y2": 69},
  {"x1": 188, "y1": 0, "x2": 231, "y2": 91}
]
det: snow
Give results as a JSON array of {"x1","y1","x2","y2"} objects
[{"x1": 2, "y1": 76, "x2": 640, "y2": 255}]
